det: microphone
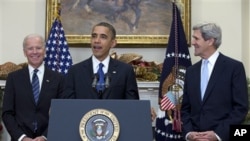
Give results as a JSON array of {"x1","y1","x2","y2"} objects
[
  {"x1": 93, "y1": 73, "x2": 104, "y2": 98},
  {"x1": 92, "y1": 73, "x2": 98, "y2": 88},
  {"x1": 105, "y1": 73, "x2": 110, "y2": 88}
]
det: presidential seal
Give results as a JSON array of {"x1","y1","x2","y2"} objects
[{"x1": 79, "y1": 109, "x2": 120, "y2": 141}]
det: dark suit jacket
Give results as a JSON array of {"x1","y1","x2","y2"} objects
[
  {"x1": 181, "y1": 53, "x2": 249, "y2": 141},
  {"x1": 63, "y1": 57, "x2": 139, "y2": 99},
  {"x1": 2, "y1": 66, "x2": 64, "y2": 141}
]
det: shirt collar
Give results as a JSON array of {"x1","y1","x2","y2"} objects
[
  {"x1": 206, "y1": 50, "x2": 219, "y2": 66},
  {"x1": 92, "y1": 56, "x2": 110, "y2": 73},
  {"x1": 28, "y1": 63, "x2": 45, "y2": 75}
]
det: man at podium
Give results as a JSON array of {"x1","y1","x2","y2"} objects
[
  {"x1": 51, "y1": 22, "x2": 156, "y2": 141},
  {"x1": 62, "y1": 22, "x2": 139, "y2": 100}
]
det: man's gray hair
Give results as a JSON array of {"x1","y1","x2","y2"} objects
[
  {"x1": 23, "y1": 33, "x2": 45, "y2": 48},
  {"x1": 193, "y1": 22, "x2": 222, "y2": 49}
]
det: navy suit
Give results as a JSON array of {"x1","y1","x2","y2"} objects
[
  {"x1": 2, "y1": 67, "x2": 64, "y2": 141},
  {"x1": 63, "y1": 57, "x2": 139, "y2": 99},
  {"x1": 181, "y1": 53, "x2": 249, "y2": 141}
]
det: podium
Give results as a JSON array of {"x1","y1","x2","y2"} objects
[{"x1": 47, "y1": 99, "x2": 153, "y2": 141}]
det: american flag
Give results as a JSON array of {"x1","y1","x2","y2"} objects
[
  {"x1": 161, "y1": 91, "x2": 176, "y2": 110},
  {"x1": 155, "y1": 2, "x2": 192, "y2": 141},
  {"x1": 44, "y1": 5, "x2": 72, "y2": 75}
]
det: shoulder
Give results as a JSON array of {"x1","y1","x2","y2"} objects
[
  {"x1": 4, "y1": 67, "x2": 28, "y2": 85},
  {"x1": 218, "y1": 53, "x2": 244, "y2": 67},
  {"x1": 68, "y1": 58, "x2": 90, "y2": 72},
  {"x1": 111, "y1": 58, "x2": 132, "y2": 67},
  {"x1": 110, "y1": 59, "x2": 134, "y2": 72},
  {"x1": 187, "y1": 60, "x2": 201, "y2": 71},
  {"x1": 44, "y1": 67, "x2": 64, "y2": 78},
  {"x1": 7, "y1": 67, "x2": 27, "y2": 77}
]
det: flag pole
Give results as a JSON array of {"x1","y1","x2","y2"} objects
[
  {"x1": 155, "y1": 1, "x2": 192, "y2": 140},
  {"x1": 55, "y1": 0, "x2": 60, "y2": 20},
  {"x1": 44, "y1": 0, "x2": 73, "y2": 74}
]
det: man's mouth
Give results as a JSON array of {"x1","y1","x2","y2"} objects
[{"x1": 94, "y1": 46, "x2": 102, "y2": 50}]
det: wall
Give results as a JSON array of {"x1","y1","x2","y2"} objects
[
  {"x1": 0, "y1": 0, "x2": 249, "y2": 75},
  {"x1": 242, "y1": 0, "x2": 250, "y2": 77},
  {"x1": 0, "y1": 1, "x2": 2, "y2": 63}
]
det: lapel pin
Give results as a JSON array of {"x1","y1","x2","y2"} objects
[
  {"x1": 46, "y1": 80, "x2": 50, "y2": 82},
  {"x1": 112, "y1": 71, "x2": 116, "y2": 74}
]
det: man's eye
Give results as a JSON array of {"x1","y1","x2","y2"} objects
[
  {"x1": 101, "y1": 35, "x2": 107, "y2": 39},
  {"x1": 91, "y1": 34, "x2": 97, "y2": 38}
]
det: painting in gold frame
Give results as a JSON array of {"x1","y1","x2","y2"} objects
[{"x1": 45, "y1": 0, "x2": 191, "y2": 46}]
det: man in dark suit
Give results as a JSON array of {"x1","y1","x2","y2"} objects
[
  {"x1": 63, "y1": 22, "x2": 139, "y2": 100},
  {"x1": 181, "y1": 22, "x2": 248, "y2": 141},
  {"x1": 2, "y1": 34, "x2": 64, "y2": 141}
]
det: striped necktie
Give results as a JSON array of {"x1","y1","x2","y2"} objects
[{"x1": 32, "y1": 69, "x2": 40, "y2": 104}]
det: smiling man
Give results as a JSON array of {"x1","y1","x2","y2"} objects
[
  {"x1": 181, "y1": 22, "x2": 249, "y2": 141},
  {"x1": 2, "y1": 34, "x2": 64, "y2": 141}
]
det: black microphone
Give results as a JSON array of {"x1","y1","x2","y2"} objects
[
  {"x1": 92, "y1": 73, "x2": 98, "y2": 88},
  {"x1": 105, "y1": 73, "x2": 110, "y2": 88}
]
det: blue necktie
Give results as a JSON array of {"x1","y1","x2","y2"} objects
[
  {"x1": 32, "y1": 69, "x2": 40, "y2": 104},
  {"x1": 96, "y1": 63, "x2": 105, "y2": 92},
  {"x1": 201, "y1": 60, "x2": 209, "y2": 100}
]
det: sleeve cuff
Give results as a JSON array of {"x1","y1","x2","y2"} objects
[
  {"x1": 42, "y1": 135, "x2": 47, "y2": 140},
  {"x1": 18, "y1": 134, "x2": 26, "y2": 141},
  {"x1": 214, "y1": 133, "x2": 222, "y2": 141}
]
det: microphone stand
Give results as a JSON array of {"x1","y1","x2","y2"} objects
[
  {"x1": 92, "y1": 73, "x2": 98, "y2": 88},
  {"x1": 92, "y1": 73, "x2": 102, "y2": 99},
  {"x1": 105, "y1": 73, "x2": 110, "y2": 89},
  {"x1": 93, "y1": 73, "x2": 111, "y2": 99}
]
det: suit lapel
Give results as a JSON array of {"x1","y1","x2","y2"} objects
[
  {"x1": 84, "y1": 58, "x2": 101, "y2": 98},
  {"x1": 202, "y1": 54, "x2": 225, "y2": 102},
  {"x1": 39, "y1": 68, "x2": 50, "y2": 102},
  {"x1": 86, "y1": 58, "x2": 94, "y2": 74},
  {"x1": 102, "y1": 58, "x2": 118, "y2": 99},
  {"x1": 22, "y1": 67, "x2": 37, "y2": 105},
  {"x1": 195, "y1": 61, "x2": 204, "y2": 104},
  {"x1": 107, "y1": 58, "x2": 117, "y2": 81}
]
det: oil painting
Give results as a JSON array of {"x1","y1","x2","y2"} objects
[{"x1": 46, "y1": 0, "x2": 191, "y2": 46}]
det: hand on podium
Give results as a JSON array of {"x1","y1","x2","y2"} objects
[{"x1": 151, "y1": 107, "x2": 157, "y2": 122}]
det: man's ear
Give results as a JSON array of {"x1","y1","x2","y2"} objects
[
  {"x1": 208, "y1": 38, "x2": 215, "y2": 46},
  {"x1": 111, "y1": 39, "x2": 117, "y2": 48}
]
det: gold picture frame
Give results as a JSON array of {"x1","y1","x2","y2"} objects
[{"x1": 46, "y1": 0, "x2": 191, "y2": 46}]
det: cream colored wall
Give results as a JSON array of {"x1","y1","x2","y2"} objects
[
  {"x1": 0, "y1": 0, "x2": 45, "y2": 64},
  {"x1": 0, "y1": 1, "x2": 2, "y2": 58},
  {"x1": 0, "y1": 0, "x2": 249, "y2": 76},
  {"x1": 242, "y1": 0, "x2": 250, "y2": 77}
]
